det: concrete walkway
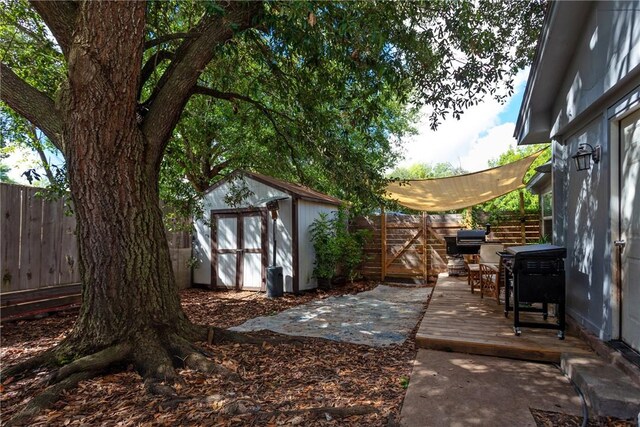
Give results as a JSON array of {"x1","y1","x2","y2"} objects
[
  {"x1": 400, "y1": 349, "x2": 583, "y2": 427},
  {"x1": 400, "y1": 274, "x2": 640, "y2": 425},
  {"x1": 230, "y1": 284, "x2": 432, "y2": 346}
]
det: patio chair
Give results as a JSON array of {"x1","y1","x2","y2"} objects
[
  {"x1": 466, "y1": 254, "x2": 481, "y2": 293},
  {"x1": 466, "y1": 243, "x2": 503, "y2": 297},
  {"x1": 478, "y1": 244, "x2": 504, "y2": 302}
]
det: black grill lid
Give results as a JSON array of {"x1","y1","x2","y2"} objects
[
  {"x1": 456, "y1": 230, "x2": 486, "y2": 244},
  {"x1": 506, "y1": 243, "x2": 566, "y2": 259}
]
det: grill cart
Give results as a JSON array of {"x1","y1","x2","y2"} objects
[
  {"x1": 502, "y1": 244, "x2": 567, "y2": 339},
  {"x1": 444, "y1": 229, "x2": 487, "y2": 276}
]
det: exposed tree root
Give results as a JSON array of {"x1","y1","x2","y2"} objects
[
  {"x1": 1, "y1": 349, "x2": 56, "y2": 383},
  {"x1": 169, "y1": 333, "x2": 242, "y2": 382},
  {"x1": 6, "y1": 371, "x2": 98, "y2": 427},
  {"x1": 2, "y1": 325, "x2": 304, "y2": 425},
  {"x1": 46, "y1": 343, "x2": 131, "y2": 385},
  {"x1": 184, "y1": 352, "x2": 241, "y2": 382}
]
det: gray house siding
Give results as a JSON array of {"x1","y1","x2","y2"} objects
[
  {"x1": 516, "y1": 1, "x2": 640, "y2": 342},
  {"x1": 553, "y1": 117, "x2": 613, "y2": 338}
]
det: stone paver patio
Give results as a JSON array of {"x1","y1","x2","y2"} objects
[{"x1": 230, "y1": 284, "x2": 432, "y2": 347}]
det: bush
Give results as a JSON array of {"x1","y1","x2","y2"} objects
[
  {"x1": 309, "y1": 213, "x2": 340, "y2": 280},
  {"x1": 309, "y1": 210, "x2": 369, "y2": 283}
]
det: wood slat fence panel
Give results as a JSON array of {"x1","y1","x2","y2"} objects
[
  {"x1": 352, "y1": 211, "x2": 541, "y2": 281},
  {"x1": 0, "y1": 183, "x2": 191, "y2": 295}
]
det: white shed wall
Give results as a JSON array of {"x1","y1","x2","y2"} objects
[
  {"x1": 296, "y1": 201, "x2": 340, "y2": 291},
  {"x1": 192, "y1": 176, "x2": 293, "y2": 288}
]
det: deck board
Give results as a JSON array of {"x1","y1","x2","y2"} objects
[{"x1": 416, "y1": 275, "x2": 592, "y2": 363}]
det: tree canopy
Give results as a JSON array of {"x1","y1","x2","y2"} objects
[
  {"x1": 388, "y1": 162, "x2": 467, "y2": 180},
  {"x1": 2, "y1": 0, "x2": 545, "y2": 210}
]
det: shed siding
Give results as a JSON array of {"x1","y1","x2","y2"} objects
[
  {"x1": 192, "y1": 176, "x2": 293, "y2": 288},
  {"x1": 297, "y1": 200, "x2": 340, "y2": 291}
]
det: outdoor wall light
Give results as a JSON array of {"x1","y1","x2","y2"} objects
[
  {"x1": 572, "y1": 143, "x2": 601, "y2": 171},
  {"x1": 261, "y1": 196, "x2": 288, "y2": 266},
  {"x1": 266, "y1": 199, "x2": 280, "y2": 220}
]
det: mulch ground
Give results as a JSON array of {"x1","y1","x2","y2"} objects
[
  {"x1": 1, "y1": 281, "x2": 420, "y2": 426},
  {"x1": 1, "y1": 281, "x2": 636, "y2": 426}
]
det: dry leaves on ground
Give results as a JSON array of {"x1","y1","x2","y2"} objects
[{"x1": 1, "y1": 281, "x2": 419, "y2": 426}]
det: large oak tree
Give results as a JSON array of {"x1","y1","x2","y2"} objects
[{"x1": 0, "y1": 1, "x2": 545, "y2": 423}]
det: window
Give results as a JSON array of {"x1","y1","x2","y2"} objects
[{"x1": 541, "y1": 191, "x2": 553, "y2": 240}]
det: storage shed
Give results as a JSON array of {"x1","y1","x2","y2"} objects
[{"x1": 192, "y1": 171, "x2": 342, "y2": 293}]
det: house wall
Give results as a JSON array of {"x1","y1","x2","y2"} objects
[
  {"x1": 192, "y1": 176, "x2": 293, "y2": 289},
  {"x1": 296, "y1": 200, "x2": 340, "y2": 291},
  {"x1": 550, "y1": 1, "x2": 640, "y2": 137},
  {"x1": 553, "y1": 118, "x2": 613, "y2": 338},
  {"x1": 549, "y1": 1, "x2": 640, "y2": 340}
]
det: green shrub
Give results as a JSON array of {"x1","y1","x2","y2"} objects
[
  {"x1": 309, "y1": 209, "x2": 369, "y2": 283},
  {"x1": 309, "y1": 213, "x2": 340, "y2": 280}
]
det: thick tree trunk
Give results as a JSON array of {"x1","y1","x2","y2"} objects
[{"x1": 58, "y1": 2, "x2": 194, "y2": 360}]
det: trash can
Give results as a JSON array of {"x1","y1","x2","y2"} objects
[{"x1": 267, "y1": 266, "x2": 283, "y2": 298}]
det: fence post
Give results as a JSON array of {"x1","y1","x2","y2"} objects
[
  {"x1": 519, "y1": 191, "x2": 527, "y2": 244},
  {"x1": 380, "y1": 207, "x2": 386, "y2": 281},
  {"x1": 422, "y1": 212, "x2": 428, "y2": 282}
]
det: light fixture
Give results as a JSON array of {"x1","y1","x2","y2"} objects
[
  {"x1": 260, "y1": 196, "x2": 288, "y2": 266},
  {"x1": 572, "y1": 143, "x2": 601, "y2": 171},
  {"x1": 266, "y1": 199, "x2": 280, "y2": 220}
]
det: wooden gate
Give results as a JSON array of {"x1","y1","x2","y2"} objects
[
  {"x1": 354, "y1": 211, "x2": 541, "y2": 282},
  {"x1": 382, "y1": 212, "x2": 428, "y2": 281}
]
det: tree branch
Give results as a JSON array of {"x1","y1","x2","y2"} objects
[
  {"x1": 139, "y1": 50, "x2": 174, "y2": 100},
  {"x1": 191, "y1": 86, "x2": 293, "y2": 122},
  {"x1": 1, "y1": 63, "x2": 63, "y2": 150},
  {"x1": 144, "y1": 32, "x2": 195, "y2": 50},
  {"x1": 190, "y1": 85, "x2": 304, "y2": 177},
  {"x1": 141, "y1": 1, "x2": 263, "y2": 166},
  {"x1": 29, "y1": 0, "x2": 77, "y2": 58},
  {"x1": 27, "y1": 123, "x2": 58, "y2": 184}
]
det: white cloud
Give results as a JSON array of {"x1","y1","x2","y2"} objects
[{"x1": 398, "y1": 68, "x2": 529, "y2": 172}]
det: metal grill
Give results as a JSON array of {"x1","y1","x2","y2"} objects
[{"x1": 503, "y1": 244, "x2": 567, "y2": 339}]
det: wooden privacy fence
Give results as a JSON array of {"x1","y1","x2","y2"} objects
[
  {"x1": 1, "y1": 183, "x2": 191, "y2": 319},
  {"x1": 353, "y1": 211, "x2": 541, "y2": 281}
]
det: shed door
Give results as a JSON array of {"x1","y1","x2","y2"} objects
[
  {"x1": 620, "y1": 109, "x2": 640, "y2": 352},
  {"x1": 212, "y1": 211, "x2": 267, "y2": 291}
]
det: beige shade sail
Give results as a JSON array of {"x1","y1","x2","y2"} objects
[{"x1": 385, "y1": 150, "x2": 544, "y2": 212}]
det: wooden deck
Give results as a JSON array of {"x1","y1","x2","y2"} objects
[{"x1": 416, "y1": 275, "x2": 592, "y2": 363}]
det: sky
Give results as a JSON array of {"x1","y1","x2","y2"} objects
[{"x1": 396, "y1": 68, "x2": 529, "y2": 172}]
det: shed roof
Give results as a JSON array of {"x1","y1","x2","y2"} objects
[{"x1": 206, "y1": 170, "x2": 343, "y2": 206}]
